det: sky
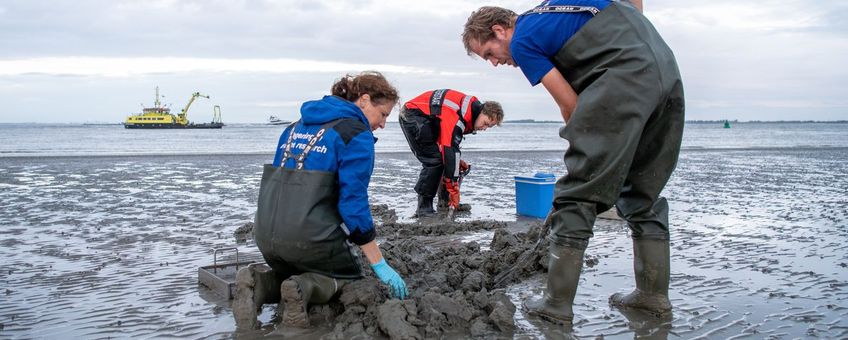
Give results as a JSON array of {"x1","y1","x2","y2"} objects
[{"x1": 0, "y1": 0, "x2": 846, "y2": 123}]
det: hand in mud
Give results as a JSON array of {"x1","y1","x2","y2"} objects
[{"x1": 370, "y1": 259, "x2": 408, "y2": 299}]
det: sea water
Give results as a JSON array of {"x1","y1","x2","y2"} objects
[{"x1": 1, "y1": 122, "x2": 846, "y2": 158}]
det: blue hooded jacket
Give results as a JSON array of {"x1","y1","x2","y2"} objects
[{"x1": 272, "y1": 95, "x2": 376, "y2": 245}]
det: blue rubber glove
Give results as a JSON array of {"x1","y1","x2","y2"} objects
[{"x1": 370, "y1": 259, "x2": 408, "y2": 299}]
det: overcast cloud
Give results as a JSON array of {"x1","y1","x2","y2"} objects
[{"x1": 0, "y1": 0, "x2": 846, "y2": 123}]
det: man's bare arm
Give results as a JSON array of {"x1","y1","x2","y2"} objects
[{"x1": 540, "y1": 68, "x2": 578, "y2": 123}]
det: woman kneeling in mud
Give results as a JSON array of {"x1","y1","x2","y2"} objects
[{"x1": 234, "y1": 71, "x2": 408, "y2": 329}]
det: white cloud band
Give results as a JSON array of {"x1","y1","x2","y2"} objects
[{"x1": 0, "y1": 57, "x2": 475, "y2": 77}]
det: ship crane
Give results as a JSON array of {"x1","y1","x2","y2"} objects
[
  {"x1": 124, "y1": 86, "x2": 222, "y2": 129},
  {"x1": 177, "y1": 92, "x2": 210, "y2": 125}
]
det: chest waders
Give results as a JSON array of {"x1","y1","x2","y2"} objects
[
  {"x1": 523, "y1": 1, "x2": 682, "y2": 324},
  {"x1": 254, "y1": 119, "x2": 363, "y2": 280}
]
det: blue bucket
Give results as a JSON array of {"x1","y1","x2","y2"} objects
[{"x1": 514, "y1": 172, "x2": 556, "y2": 218}]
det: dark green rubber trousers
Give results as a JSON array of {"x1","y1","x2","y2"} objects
[
  {"x1": 254, "y1": 164, "x2": 363, "y2": 280},
  {"x1": 549, "y1": 1, "x2": 685, "y2": 245},
  {"x1": 254, "y1": 120, "x2": 364, "y2": 280}
]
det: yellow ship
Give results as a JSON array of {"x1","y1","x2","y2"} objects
[{"x1": 124, "y1": 86, "x2": 223, "y2": 129}]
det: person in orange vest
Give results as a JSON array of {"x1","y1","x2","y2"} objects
[{"x1": 399, "y1": 89, "x2": 504, "y2": 217}]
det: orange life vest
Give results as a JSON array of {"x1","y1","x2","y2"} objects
[{"x1": 404, "y1": 89, "x2": 478, "y2": 147}]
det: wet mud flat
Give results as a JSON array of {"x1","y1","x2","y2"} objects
[{"x1": 0, "y1": 148, "x2": 847, "y2": 338}]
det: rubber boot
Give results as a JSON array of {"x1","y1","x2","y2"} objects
[
  {"x1": 609, "y1": 239, "x2": 672, "y2": 315},
  {"x1": 280, "y1": 273, "x2": 340, "y2": 328},
  {"x1": 414, "y1": 195, "x2": 436, "y2": 218},
  {"x1": 233, "y1": 264, "x2": 281, "y2": 329},
  {"x1": 523, "y1": 242, "x2": 585, "y2": 327}
]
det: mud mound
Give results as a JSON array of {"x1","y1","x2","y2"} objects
[
  {"x1": 371, "y1": 203, "x2": 507, "y2": 237},
  {"x1": 233, "y1": 221, "x2": 254, "y2": 243},
  {"x1": 320, "y1": 237, "x2": 521, "y2": 339},
  {"x1": 244, "y1": 206, "x2": 603, "y2": 338},
  {"x1": 381, "y1": 219, "x2": 508, "y2": 237},
  {"x1": 371, "y1": 203, "x2": 399, "y2": 225},
  {"x1": 232, "y1": 205, "x2": 503, "y2": 242},
  {"x1": 303, "y1": 221, "x2": 563, "y2": 339}
]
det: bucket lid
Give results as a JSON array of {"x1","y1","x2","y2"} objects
[
  {"x1": 515, "y1": 172, "x2": 556, "y2": 183},
  {"x1": 534, "y1": 172, "x2": 556, "y2": 179}
]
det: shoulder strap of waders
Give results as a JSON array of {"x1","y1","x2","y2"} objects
[
  {"x1": 428, "y1": 89, "x2": 448, "y2": 117},
  {"x1": 278, "y1": 120, "x2": 302, "y2": 166},
  {"x1": 294, "y1": 118, "x2": 350, "y2": 169},
  {"x1": 521, "y1": 4, "x2": 600, "y2": 16}
]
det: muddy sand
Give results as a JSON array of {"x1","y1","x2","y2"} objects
[
  {"x1": 1, "y1": 149, "x2": 847, "y2": 338},
  {"x1": 232, "y1": 208, "x2": 554, "y2": 339}
]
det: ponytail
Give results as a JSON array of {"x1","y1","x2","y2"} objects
[{"x1": 331, "y1": 71, "x2": 399, "y2": 105}]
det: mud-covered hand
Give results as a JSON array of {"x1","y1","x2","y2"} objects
[
  {"x1": 371, "y1": 259, "x2": 408, "y2": 299},
  {"x1": 444, "y1": 178, "x2": 461, "y2": 209},
  {"x1": 459, "y1": 159, "x2": 470, "y2": 173}
]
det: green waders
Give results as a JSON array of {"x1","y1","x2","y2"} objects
[
  {"x1": 235, "y1": 119, "x2": 361, "y2": 328},
  {"x1": 524, "y1": 239, "x2": 587, "y2": 328},
  {"x1": 525, "y1": 1, "x2": 684, "y2": 323}
]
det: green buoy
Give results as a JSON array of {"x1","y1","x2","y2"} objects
[{"x1": 723, "y1": 120, "x2": 731, "y2": 128}]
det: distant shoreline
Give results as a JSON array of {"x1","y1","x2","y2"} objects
[
  {"x1": 685, "y1": 120, "x2": 848, "y2": 124},
  {"x1": 504, "y1": 119, "x2": 848, "y2": 124}
]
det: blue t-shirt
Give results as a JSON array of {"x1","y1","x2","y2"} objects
[{"x1": 510, "y1": 0, "x2": 611, "y2": 86}]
